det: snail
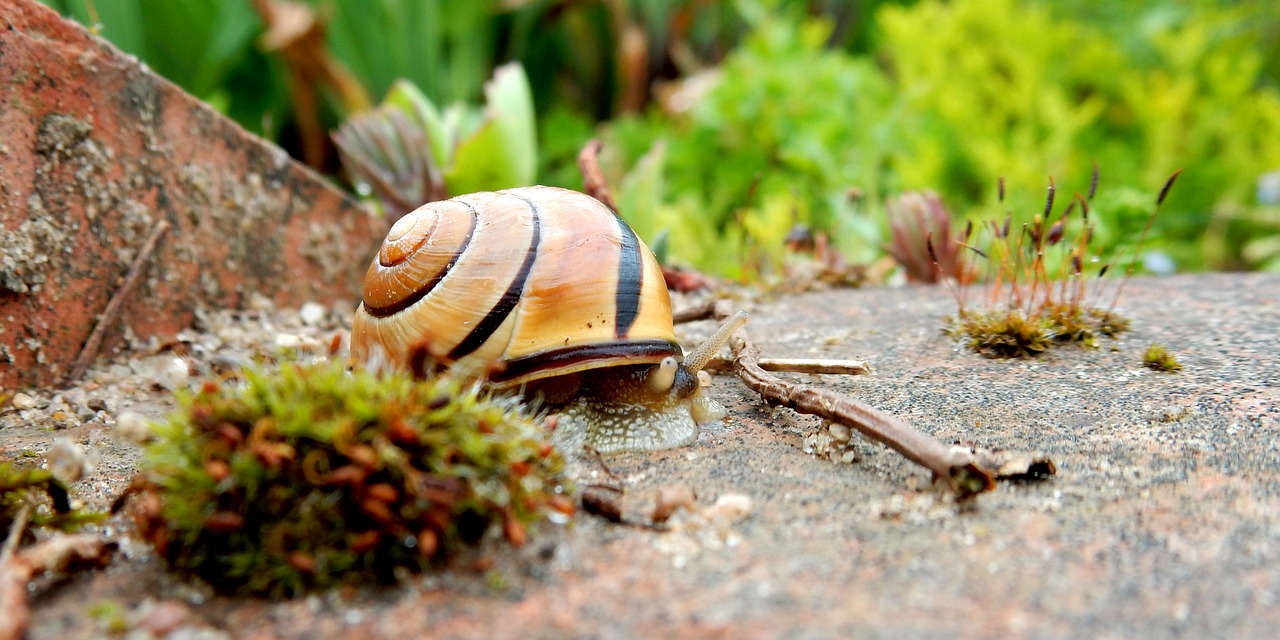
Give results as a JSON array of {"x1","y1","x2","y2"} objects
[{"x1": 350, "y1": 185, "x2": 747, "y2": 455}]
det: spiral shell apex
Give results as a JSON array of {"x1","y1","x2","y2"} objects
[{"x1": 351, "y1": 186, "x2": 681, "y2": 386}]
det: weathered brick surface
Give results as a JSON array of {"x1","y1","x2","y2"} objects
[{"x1": 0, "y1": 0, "x2": 384, "y2": 389}]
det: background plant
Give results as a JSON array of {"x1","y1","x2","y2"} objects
[
  {"x1": 333, "y1": 64, "x2": 536, "y2": 220},
  {"x1": 40, "y1": 0, "x2": 1280, "y2": 276},
  {"x1": 2, "y1": 461, "x2": 104, "y2": 543},
  {"x1": 939, "y1": 170, "x2": 1183, "y2": 358},
  {"x1": 877, "y1": 0, "x2": 1280, "y2": 272},
  {"x1": 579, "y1": 0, "x2": 899, "y2": 279}
]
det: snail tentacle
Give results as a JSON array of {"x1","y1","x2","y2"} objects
[{"x1": 682, "y1": 310, "x2": 749, "y2": 373}]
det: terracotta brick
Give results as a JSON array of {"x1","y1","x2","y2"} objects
[{"x1": 0, "y1": 0, "x2": 386, "y2": 389}]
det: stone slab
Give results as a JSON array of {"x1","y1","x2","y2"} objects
[{"x1": 17, "y1": 273, "x2": 1280, "y2": 638}]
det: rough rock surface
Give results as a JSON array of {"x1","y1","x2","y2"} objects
[{"x1": 4, "y1": 273, "x2": 1278, "y2": 638}]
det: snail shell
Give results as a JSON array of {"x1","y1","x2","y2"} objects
[{"x1": 351, "y1": 186, "x2": 744, "y2": 454}]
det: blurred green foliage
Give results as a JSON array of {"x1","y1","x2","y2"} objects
[
  {"x1": 878, "y1": 0, "x2": 1280, "y2": 271},
  {"x1": 334, "y1": 65, "x2": 537, "y2": 219},
  {"x1": 39, "y1": 0, "x2": 525, "y2": 143},
  {"x1": 582, "y1": 0, "x2": 1280, "y2": 274},
  {"x1": 40, "y1": 0, "x2": 280, "y2": 131},
  {"x1": 589, "y1": 1, "x2": 897, "y2": 278},
  {"x1": 39, "y1": 0, "x2": 1280, "y2": 275},
  {"x1": 39, "y1": 0, "x2": 770, "y2": 141}
]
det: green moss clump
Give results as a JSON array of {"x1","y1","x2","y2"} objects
[
  {"x1": 1143, "y1": 343, "x2": 1182, "y2": 372},
  {"x1": 945, "y1": 303, "x2": 1130, "y2": 359},
  {"x1": 946, "y1": 309, "x2": 1054, "y2": 358},
  {"x1": 132, "y1": 361, "x2": 573, "y2": 598}
]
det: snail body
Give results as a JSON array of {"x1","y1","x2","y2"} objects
[{"x1": 351, "y1": 186, "x2": 745, "y2": 454}]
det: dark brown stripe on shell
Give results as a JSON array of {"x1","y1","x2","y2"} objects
[
  {"x1": 613, "y1": 215, "x2": 643, "y2": 338},
  {"x1": 363, "y1": 200, "x2": 479, "y2": 318},
  {"x1": 490, "y1": 339, "x2": 683, "y2": 384},
  {"x1": 447, "y1": 194, "x2": 541, "y2": 360}
]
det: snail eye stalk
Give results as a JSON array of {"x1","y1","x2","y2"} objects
[{"x1": 646, "y1": 356, "x2": 679, "y2": 393}]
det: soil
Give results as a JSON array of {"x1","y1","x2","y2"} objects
[{"x1": 4, "y1": 273, "x2": 1279, "y2": 639}]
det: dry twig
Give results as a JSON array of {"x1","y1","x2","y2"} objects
[
  {"x1": 677, "y1": 302, "x2": 871, "y2": 374},
  {"x1": 0, "y1": 503, "x2": 32, "y2": 567},
  {"x1": 66, "y1": 219, "x2": 171, "y2": 386},
  {"x1": 714, "y1": 301, "x2": 995, "y2": 498},
  {"x1": 0, "y1": 535, "x2": 114, "y2": 640},
  {"x1": 703, "y1": 356, "x2": 871, "y2": 376}
]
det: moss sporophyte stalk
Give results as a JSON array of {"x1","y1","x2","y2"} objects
[
  {"x1": 934, "y1": 167, "x2": 1180, "y2": 358},
  {"x1": 127, "y1": 361, "x2": 573, "y2": 597}
]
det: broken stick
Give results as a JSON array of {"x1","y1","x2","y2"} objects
[
  {"x1": 65, "y1": 219, "x2": 171, "y2": 386},
  {"x1": 673, "y1": 299, "x2": 716, "y2": 324},
  {"x1": 714, "y1": 301, "x2": 995, "y2": 498},
  {"x1": 677, "y1": 302, "x2": 872, "y2": 374},
  {"x1": 703, "y1": 356, "x2": 871, "y2": 376},
  {"x1": 0, "y1": 534, "x2": 114, "y2": 640}
]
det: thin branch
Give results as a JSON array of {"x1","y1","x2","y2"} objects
[
  {"x1": 65, "y1": 219, "x2": 171, "y2": 386},
  {"x1": 0, "y1": 503, "x2": 32, "y2": 567},
  {"x1": 577, "y1": 139, "x2": 618, "y2": 212},
  {"x1": 714, "y1": 301, "x2": 995, "y2": 498},
  {"x1": 679, "y1": 303, "x2": 871, "y2": 373},
  {"x1": 703, "y1": 356, "x2": 871, "y2": 376},
  {"x1": 0, "y1": 535, "x2": 114, "y2": 640}
]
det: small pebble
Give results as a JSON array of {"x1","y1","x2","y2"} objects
[
  {"x1": 216, "y1": 326, "x2": 246, "y2": 344},
  {"x1": 653, "y1": 485, "x2": 698, "y2": 524},
  {"x1": 246, "y1": 291, "x2": 275, "y2": 311},
  {"x1": 134, "y1": 355, "x2": 191, "y2": 390},
  {"x1": 707, "y1": 494, "x2": 752, "y2": 523},
  {"x1": 160, "y1": 356, "x2": 191, "y2": 390},
  {"x1": 299, "y1": 301, "x2": 326, "y2": 326},
  {"x1": 46, "y1": 437, "x2": 93, "y2": 483},
  {"x1": 114, "y1": 410, "x2": 154, "y2": 444},
  {"x1": 139, "y1": 600, "x2": 191, "y2": 637},
  {"x1": 11, "y1": 392, "x2": 37, "y2": 410},
  {"x1": 828, "y1": 423, "x2": 851, "y2": 444},
  {"x1": 275, "y1": 333, "x2": 303, "y2": 349}
]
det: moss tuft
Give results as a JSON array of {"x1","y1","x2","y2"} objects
[
  {"x1": 129, "y1": 360, "x2": 573, "y2": 597},
  {"x1": 946, "y1": 303, "x2": 1133, "y2": 358},
  {"x1": 939, "y1": 168, "x2": 1178, "y2": 359},
  {"x1": 1142, "y1": 343, "x2": 1182, "y2": 372}
]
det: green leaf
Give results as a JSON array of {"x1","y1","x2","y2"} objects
[{"x1": 446, "y1": 63, "x2": 537, "y2": 193}]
